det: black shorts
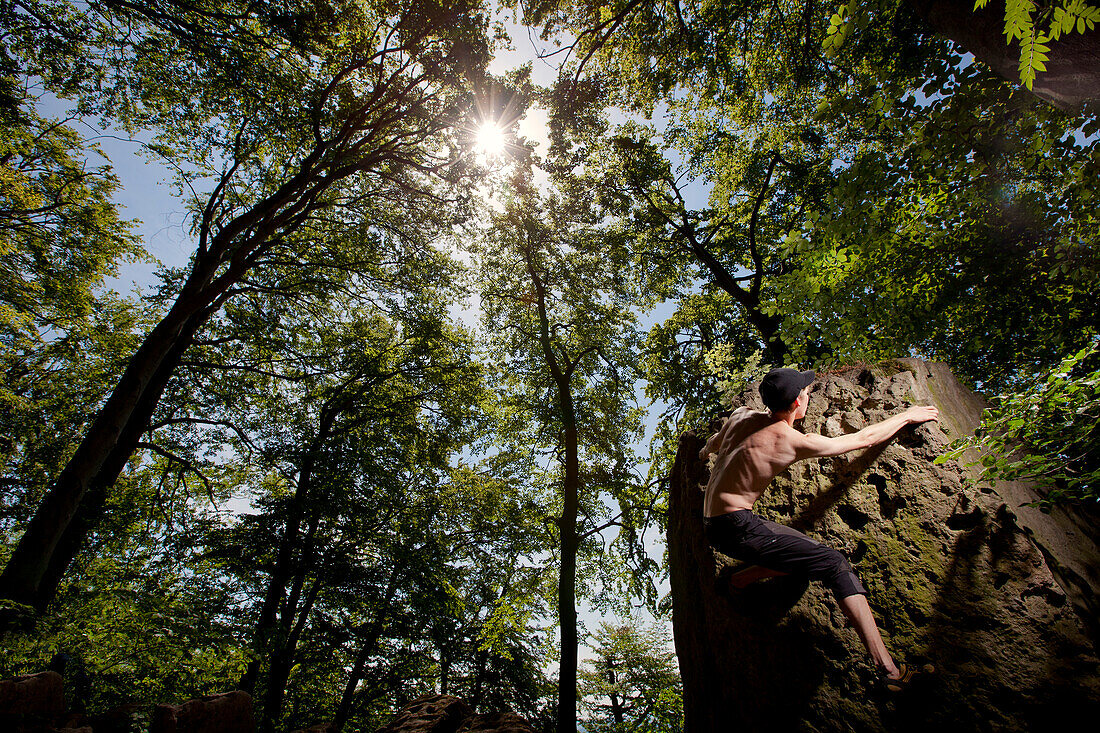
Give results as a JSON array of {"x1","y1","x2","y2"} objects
[{"x1": 704, "y1": 509, "x2": 867, "y2": 600}]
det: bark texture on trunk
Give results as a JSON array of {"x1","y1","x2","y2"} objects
[
  {"x1": 523, "y1": 242, "x2": 582, "y2": 733},
  {"x1": 553, "y1": 377, "x2": 580, "y2": 733},
  {"x1": 0, "y1": 295, "x2": 215, "y2": 610}
]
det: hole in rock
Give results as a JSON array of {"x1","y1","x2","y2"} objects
[
  {"x1": 1020, "y1": 585, "x2": 1065, "y2": 607},
  {"x1": 871, "y1": 475, "x2": 906, "y2": 519},
  {"x1": 896, "y1": 430, "x2": 925, "y2": 449},
  {"x1": 836, "y1": 505, "x2": 870, "y2": 531},
  {"x1": 946, "y1": 507, "x2": 985, "y2": 531}
]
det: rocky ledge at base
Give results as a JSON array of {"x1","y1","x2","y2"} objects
[
  {"x1": 374, "y1": 695, "x2": 535, "y2": 733},
  {"x1": 669, "y1": 359, "x2": 1100, "y2": 733},
  {"x1": 0, "y1": 679, "x2": 533, "y2": 733}
]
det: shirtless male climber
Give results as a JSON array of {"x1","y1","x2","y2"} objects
[{"x1": 700, "y1": 367, "x2": 939, "y2": 692}]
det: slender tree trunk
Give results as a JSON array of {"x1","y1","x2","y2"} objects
[
  {"x1": 257, "y1": 485, "x2": 326, "y2": 732},
  {"x1": 240, "y1": 413, "x2": 336, "y2": 694},
  {"x1": 332, "y1": 568, "x2": 400, "y2": 733},
  {"x1": 556, "y1": 385, "x2": 580, "y2": 733},
  {"x1": 260, "y1": 578, "x2": 321, "y2": 733},
  {"x1": 470, "y1": 645, "x2": 488, "y2": 711},
  {"x1": 607, "y1": 659, "x2": 624, "y2": 726},
  {"x1": 524, "y1": 243, "x2": 581, "y2": 733}
]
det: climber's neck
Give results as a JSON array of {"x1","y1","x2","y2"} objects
[{"x1": 769, "y1": 385, "x2": 810, "y2": 427}]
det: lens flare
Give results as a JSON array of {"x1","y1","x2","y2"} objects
[{"x1": 475, "y1": 120, "x2": 507, "y2": 158}]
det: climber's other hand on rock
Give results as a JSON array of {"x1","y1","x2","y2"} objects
[{"x1": 905, "y1": 405, "x2": 939, "y2": 424}]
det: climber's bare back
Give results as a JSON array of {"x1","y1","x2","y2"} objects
[{"x1": 699, "y1": 407, "x2": 802, "y2": 516}]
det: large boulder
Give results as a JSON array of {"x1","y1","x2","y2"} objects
[
  {"x1": 372, "y1": 696, "x2": 536, "y2": 733},
  {"x1": 374, "y1": 695, "x2": 474, "y2": 733},
  {"x1": 150, "y1": 691, "x2": 253, "y2": 733},
  {"x1": 456, "y1": 712, "x2": 536, "y2": 733},
  {"x1": 669, "y1": 360, "x2": 1100, "y2": 733},
  {"x1": 0, "y1": 671, "x2": 64, "y2": 730}
]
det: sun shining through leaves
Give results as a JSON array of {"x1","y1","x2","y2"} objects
[
  {"x1": 476, "y1": 120, "x2": 508, "y2": 158},
  {"x1": 466, "y1": 81, "x2": 528, "y2": 173},
  {"x1": 464, "y1": 85, "x2": 531, "y2": 215}
]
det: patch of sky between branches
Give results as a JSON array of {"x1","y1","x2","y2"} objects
[{"x1": 39, "y1": 91, "x2": 195, "y2": 298}]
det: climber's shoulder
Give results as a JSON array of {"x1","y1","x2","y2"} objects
[
  {"x1": 755, "y1": 420, "x2": 804, "y2": 461},
  {"x1": 725, "y1": 405, "x2": 759, "y2": 424}
]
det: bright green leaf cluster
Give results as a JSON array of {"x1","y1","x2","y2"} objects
[
  {"x1": 578, "y1": 619, "x2": 682, "y2": 733},
  {"x1": 936, "y1": 343, "x2": 1100, "y2": 510},
  {"x1": 823, "y1": 1, "x2": 860, "y2": 58},
  {"x1": 982, "y1": 0, "x2": 1100, "y2": 89}
]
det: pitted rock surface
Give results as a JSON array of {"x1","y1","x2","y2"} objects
[
  {"x1": 374, "y1": 695, "x2": 474, "y2": 733},
  {"x1": 669, "y1": 360, "x2": 1100, "y2": 733},
  {"x1": 0, "y1": 671, "x2": 64, "y2": 731},
  {"x1": 0, "y1": 671, "x2": 64, "y2": 719},
  {"x1": 373, "y1": 695, "x2": 535, "y2": 733}
]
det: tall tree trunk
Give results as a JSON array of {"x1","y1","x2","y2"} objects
[
  {"x1": 555, "y1": 382, "x2": 580, "y2": 733},
  {"x1": 35, "y1": 328, "x2": 196, "y2": 605},
  {"x1": 240, "y1": 412, "x2": 336, "y2": 694},
  {"x1": 439, "y1": 654, "x2": 451, "y2": 696},
  {"x1": 255, "y1": 476, "x2": 327, "y2": 731},
  {"x1": 525, "y1": 243, "x2": 581, "y2": 733},
  {"x1": 607, "y1": 659, "x2": 624, "y2": 726},
  {"x1": 470, "y1": 645, "x2": 489, "y2": 711},
  {"x1": 260, "y1": 578, "x2": 321, "y2": 733},
  {"x1": 0, "y1": 271, "x2": 224, "y2": 610},
  {"x1": 0, "y1": 42, "x2": 447, "y2": 610}
]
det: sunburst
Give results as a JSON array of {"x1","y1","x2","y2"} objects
[
  {"x1": 475, "y1": 120, "x2": 508, "y2": 158},
  {"x1": 467, "y1": 83, "x2": 526, "y2": 168}
]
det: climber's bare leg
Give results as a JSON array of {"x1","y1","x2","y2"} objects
[{"x1": 839, "y1": 594, "x2": 901, "y2": 679}]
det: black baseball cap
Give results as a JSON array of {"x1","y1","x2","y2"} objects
[{"x1": 759, "y1": 368, "x2": 816, "y2": 412}]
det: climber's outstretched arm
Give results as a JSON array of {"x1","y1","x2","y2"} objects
[{"x1": 793, "y1": 405, "x2": 939, "y2": 460}]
